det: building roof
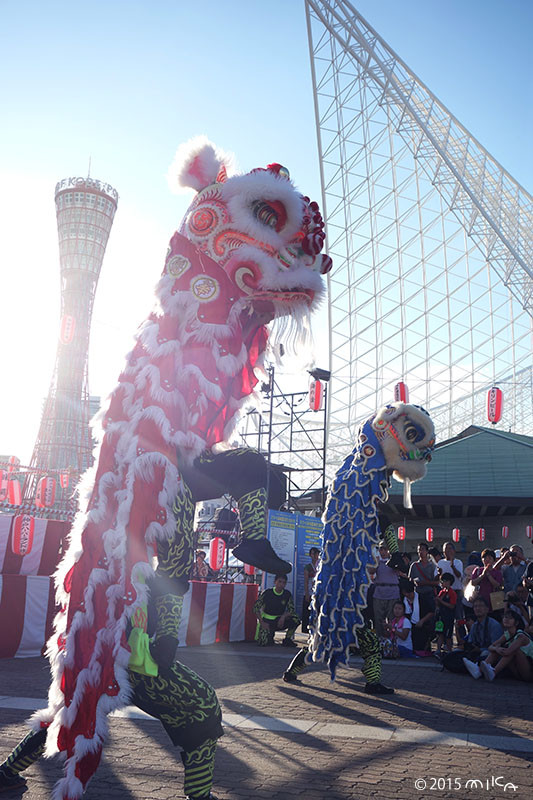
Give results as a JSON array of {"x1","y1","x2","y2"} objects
[{"x1": 387, "y1": 426, "x2": 533, "y2": 519}]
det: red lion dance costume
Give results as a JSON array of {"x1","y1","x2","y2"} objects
[{"x1": 0, "y1": 138, "x2": 331, "y2": 800}]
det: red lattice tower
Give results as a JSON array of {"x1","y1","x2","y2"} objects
[{"x1": 21, "y1": 177, "x2": 118, "y2": 517}]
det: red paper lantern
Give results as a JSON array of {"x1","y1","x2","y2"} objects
[
  {"x1": 60, "y1": 314, "x2": 76, "y2": 344},
  {"x1": 244, "y1": 562, "x2": 255, "y2": 575},
  {"x1": 526, "y1": 526, "x2": 533, "y2": 540},
  {"x1": 7, "y1": 455, "x2": 19, "y2": 475},
  {"x1": 12, "y1": 515, "x2": 35, "y2": 556},
  {"x1": 452, "y1": 527, "x2": 460, "y2": 543},
  {"x1": 209, "y1": 536, "x2": 226, "y2": 571},
  {"x1": 487, "y1": 387, "x2": 503, "y2": 424},
  {"x1": 35, "y1": 476, "x2": 57, "y2": 508},
  {"x1": 478, "y1": 528, "x2": 486, "y2": 542},
  {"x1": 394, "y1": 382, "x2": 409, "y2": 403},
  {"x1": 309, "y1": 379, "x2": 323, "y2": 412},
  {"x1": 501, "y1": 526, "x2": 509, "y2": 539},
  {"x1": 59, "y1": 471, "x2": 70, "y2": 489},
  {"x1": 7, "y1": 479, "x2": 21, "y2": 505},
  {"x1": 0, "y1": 470, "x2": 8, "y2": 502},
  {"x1": 425, "y1": 527, "x2": 433, "y2": 543},
  {"x1": 397, "y1": 526, "x2": 406, "y2": 541}
]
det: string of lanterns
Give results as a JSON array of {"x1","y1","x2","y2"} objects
[
  {"x1": 397, "y1": 525, "x2": 532, "y2": 542},
  {"x1": 391, "y1": 382, "x2": 526, "y2": 545},
  {"x1": 0, "y1": 457, "x2": 74, "y2": 480},
  {"x1": 0, "y1": 455, "x2": 74, "y2": 515},
  {"x1": 0, "y1": 473, "x2": 65, "y2": 507},
  {"x1": 393, "y1": 382, "x2": 503, "y2": 425}
]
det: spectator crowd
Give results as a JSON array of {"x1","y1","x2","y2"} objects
[
  {"x1": 364, "y1": 538, "x2": 533, "y2": 683},
  {"x1": 193, "y1": 537, "x2": 533, "y2": 684}
]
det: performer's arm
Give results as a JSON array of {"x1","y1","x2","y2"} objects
[
  {"x1": 287, "y1": 594, "x2": 296, "y2": 616},
  {"x1": 148, "y1": 588, "x2": 183, "y2": 669}
]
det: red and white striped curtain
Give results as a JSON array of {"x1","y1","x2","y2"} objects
[
  {"x1": 177, "y1": 582, "x2": 259, "y2": 647},
  {"x1": 0, "y1": 575, "x2": 56, "y2": 658},
  {"x1": 0, "y1": 577, "x2": 259, "y2": 659}
]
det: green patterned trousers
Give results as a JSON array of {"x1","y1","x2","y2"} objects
[
  {"x1": 0, "y1": 663, "x2": 223, "y2": 800},
  {"x1": 285, "y1": 624, "x2": 382, "y2": 685}
]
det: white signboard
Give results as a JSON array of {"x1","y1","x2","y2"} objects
[{"x1": 264, "y1": 510, "x2": 297, "y2": 596}]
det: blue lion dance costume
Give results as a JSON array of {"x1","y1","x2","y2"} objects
[{"x1": 283, "y1": 402, "x2": 435, "y2": 691}]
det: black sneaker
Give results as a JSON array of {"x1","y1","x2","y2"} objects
[
  {"x1": 0, "y1": 770, "x2": 27, "y2": 793},
  {"x1": 186, "y1": 795, "x2": 220, "y2": 800},
  {"x1": 364, "y1": 682, "x2": 395, "y2": 695},
  {"x1": 232, "y1": 538, "x2": 292, "y2": 574},
  {"x1": 283, "y1": 671, "x2": 299, "y2": 683},
  {"x1": 282, "y1": 638, "x2": 298, "y2": 648}
]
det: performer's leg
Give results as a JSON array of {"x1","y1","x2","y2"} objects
[
  {"x1": 382, "y1": 524, "x2": 405, "y2": 571},
  {"x1": 150, "y1": 480, "x2": 195, "y2": 667},
  {"x1": 157, "y1": 479, "x2": 196, "y2": 595},
  {"x1": 182, "y1": 738, "x2": 218, "y2": 799},
  {"x1": 0, "y1": 726, "x2": 47, "y2": 790},
  {"x1": 257, "y1": 624, "x2": 275, "y2": 647},
  {"x1": 301, "y1": 598, "x2": 310, "y2": 634},
  {"x1": 281, "y1": 614, "x2": 300, "y2": 647},
  {"x1": 235, "y1": 485, "x2": 267, "y2": 542},
  {"x1": 358, "y1": 625, "x2": 394, "y2": 695},
  {"x1": 129, "y1": 660, "x2": 223, "y2": 798},
  {"x1": 188, "y1": 448, "x2": 291, "y2": 574},
  {"x1": 283, "y1": 646, "x2": 308, "y2": 682}
]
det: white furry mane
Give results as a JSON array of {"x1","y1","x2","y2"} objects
[{"x1": 167, "y1": 135, "x2": 235, "y2": 193}]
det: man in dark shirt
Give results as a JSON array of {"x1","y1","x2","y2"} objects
[
  {"x1": 408, "y1": 542, "x2": 439, "y2": 617},
  {"x1": 502, "y1": 545, "x2": 527, "y2": 595},
  {"x1": 462, "y1": 596, "x2": 504, "y2": 678},
  {"x1": 253, "y1": 574, "x2": 300, "y2": 647}
]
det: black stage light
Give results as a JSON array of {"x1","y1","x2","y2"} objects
[{"x1": 308, "y1": 367, "x2": 331, "y2": 382}]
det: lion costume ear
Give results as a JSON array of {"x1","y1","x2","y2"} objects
[
  {"x1": 167, "y1": 135, "x2": 234, "y2": 192},
  {"x1": 372, "y1": 402, "x2": 403, "y2": 431}
]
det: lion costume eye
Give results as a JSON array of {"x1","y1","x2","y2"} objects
[
  {"x1": 404, "y1": 420, "x2": 424, "y2": 443},
  {"x1": 252, "y1": 200, "x2": 287, "y2": 232}
]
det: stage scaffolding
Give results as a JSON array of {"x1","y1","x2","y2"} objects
[{"x1": 238, "y1": 366, "x2": 328, "y2": 515}]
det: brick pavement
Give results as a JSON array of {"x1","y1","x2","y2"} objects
[{"x1": 0, "y1": 641, "x2": 531, "y2": 799}]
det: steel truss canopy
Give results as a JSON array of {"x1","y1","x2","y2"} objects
[{"x1": 305, "y1": 0, "x2": 533, "y2": 473}]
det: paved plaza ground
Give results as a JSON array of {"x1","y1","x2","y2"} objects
[{"x1": 1, "y1": 635, "x2": 531, "y2": 800}]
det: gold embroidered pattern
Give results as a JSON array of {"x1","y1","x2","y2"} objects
[
  {"x1": 155, "y1": 593, "x2": 184, "y2": 639},
  {"x1": 128, "y1": 661, "x2": 220, "y2": 729},
  {"x1": 238, "y1": 487, "x2": 267, "y2": 541},
  {"x1": 157, "y1": 484, "x2": 195, "y2": 582},
  {"x1": 183, "y1": 738, "x2": 217, "y2": 797}
]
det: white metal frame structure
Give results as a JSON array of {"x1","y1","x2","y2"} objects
[{"x1": 305, "y1": 0, "x2": 533, "y2": 470}]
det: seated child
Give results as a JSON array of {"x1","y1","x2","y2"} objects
[
  {"x1": 477, "y1": 609, "x2": 533, "y2": 682},
  {"x1": 435, "y1": 572, "x2": 457, "y2": 656},
  {"x1": 383, "y1": 599, "x2": 413, "y2": 658}
]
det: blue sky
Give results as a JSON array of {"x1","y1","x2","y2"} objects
[{"x1": 1, "y1": 0, "x2": 532, "y2": 462}]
